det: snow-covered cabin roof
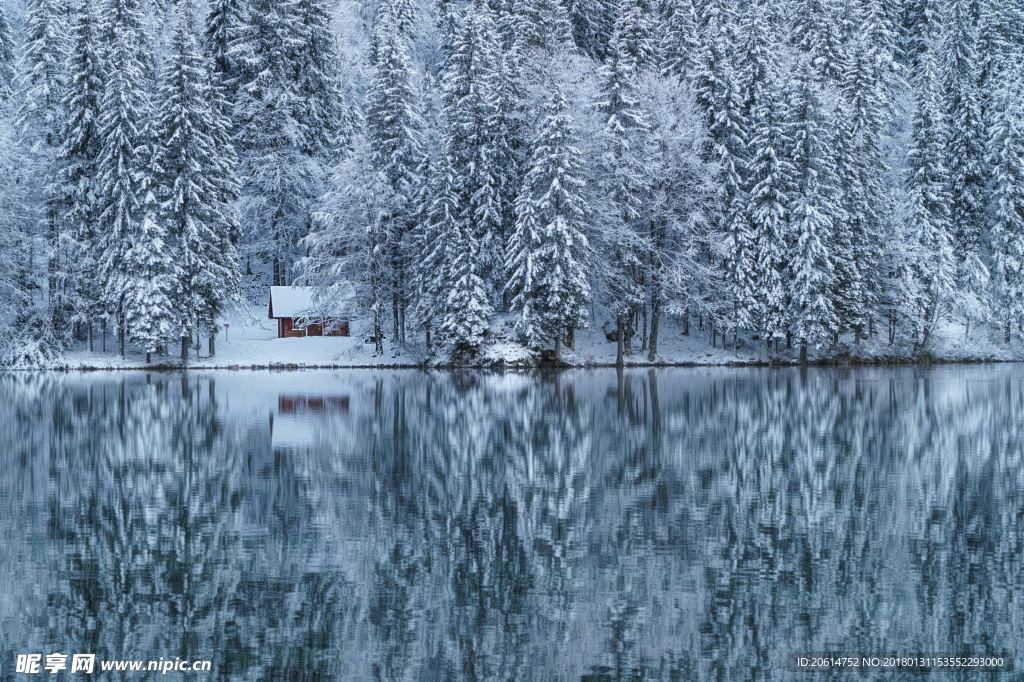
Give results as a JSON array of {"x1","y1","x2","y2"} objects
[
  {"x1": 269, "y1": 285, "x2": 357, "y2": 319},
  {"x1": 269, "y1": 286, "x2": 317, "y2": 318}
]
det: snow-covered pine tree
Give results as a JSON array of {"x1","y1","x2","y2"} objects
[
  {"x1": 293, "y1": 0, "x2": 343, "y2": 157},
  {"x1": 434, "y1": 134, "x2": 492, "y2": 352},
  {"x1": 791, "y1": 0, "x2": 847, "y2": 84},
  {"x1": 595, "y1": 14, "x2": 648, "y2": 364},
  {"x1": 906, "y1": 44, "x2": 955, "y2": 347},
  {"x1": 0, "y1": 112, "x2": 36, "y2": 364},
  {"x1": 95, "y1": 2, "x2": 153, "y2": 357},
  {"x1": 380, "y1": 0, "x2": 418, "y2": 38},
  {"x1": 692, "y1": 0, "x2": 735, "y2": 128},
  {"x1": 208, "y1": 70, "x2": 242, "y2": 252},
  {"x1": 736, "y1": 0, "x2": 776, "y2": 117},
  {"x1": 103, "y1": 0, "x2": 148, "y2": 40},
  {"x1": 942, "y1": 0, "x2": 990, "y2": 335},
  {"x1": 233, "y1": 0, "x2": 320, "y2": 286},
  {"x1": 16, "y1": 0, "x2": 69, "y2": 342},
  {"x1": 659, "y1": 0, "x2": 699, "y2": 81},
  {"x1": 744, "y1": 48, "x2": 793, "y2": 347},
  {"x1": 204, "y1": 0, "x2": 247, "y2": 104},
  {"x1": 301, "y1": 136, "x2": 391, "y2": 356},
  {"x1": 516, "y1": 0, "x2": 574, "y2": 53},
  {"x1": 59, "y1": 0, "x2": 105, "y2": 350},
  {"x1": 986, "y1": 61, "x2": 1024, "y2": 342},
  {"x1": 0, "y1": 2, "x2": 15, "y2": 92},
  {"x1": 787, "y1": 58, "x2": 840, "y2": 362},
  {"x1": 441, "y1": 4, "x2": 504, "y2": 293},
  {"x1": 693, "y1": 0, "x2": 752, "y2": 348},
  {"x1": 566, "y1": 0, "x2": 614, "y2": 58},
  {"x1": 616, "y1": 0, "x2": 657, "y2": 72},
  {"x1": 17, "y1": 0, "x2": 67, "y2": 140},
  {"x1": 855, "y1": 0, "x2": 900, "y2": 97},
  {"x1": 975, "y1": 0, "x2": 1023, "y2": 127},
  {"x1": 367, "y1": 15, "x2": 425, "y2": 347},
  {"x1": 122, "y1": 192, "x2": 177, "y2": 362},
  {"x1": 721, "y1": 0, "x2": 776, "y2": 346},
  {"x1": 492, "y1": 43, "x2": 528, "y2": 272},
  {"x1": 154, "y1": 5, "x2": 241, "y2": 361},
  {"x1": 900, "y1": 0, "x2": 941, "y2": 68},
  {"x1": 506, "y1": 88, "x2": 590, "y2": 353},
  {"x1": 410, "y1": 148, "x2": 456, "y2": 350},
  {"x1": 839, "y1": 15, "x2": 896, "y2": 338},
  {"x1": 716, "y1": 60, "x2": 755, "y2": 348},
  {"x1": 830, "y1": 102, "x2": 869, "y2": 337}
]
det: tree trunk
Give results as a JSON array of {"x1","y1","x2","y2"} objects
[
  {"x1": 624, "y1": 308, "x2": 635, "y2": 355},
  {"x1": 683, "y1": 308, "x2": 690, "y2": 336},
  {"x1": 88, "y1": 322, "x2": 94, "y2": 353},
  {"x1": 786, "y1": 331, "x2": 792, "y2": 350},
  {"x1": 146, "y1": 351, "x2": 152, "y2": 364},
  {"x1": 102, "y1": 318, "x2": 107, "y2": 353},
  {"x1": 640, "y1": 303, "x2": 648, "y2": 351},
  {"x1": 118, "y1": 317, "x2": 126, "y2": 358},
  {"x1": 47, "y1": 202, "x2": 60, "y2": 332},
  {"x1": 374, "y1": 307, "x2": 383, "y2": 356},
  {"x1": 615, "y1": 315, "x2": 624, "y2": 368},
  {"x1": 800, "y1": 341, "x2": 808, "y2": 365},
  {"x1": 647, "y1": 294, "x2": 661, "y2": 363},
  {"x1": 392, "y1": 293, "x2": 400, "y2": 349},
  {"x1": 1006, "y1": 321, "x2": 1012, "y2": 345},
  {"x1": 181, "y1": 335, "x2": 189, "y2": 363},
  {"x1": 566, "y1": 326, "x2": 575, "y2": 350},
  {"x1": 397, "y1": 256, "x2": 407, "y2": 346},
  {"x1": 209, "y1": 333, "x2": 216, "y2": 357}
]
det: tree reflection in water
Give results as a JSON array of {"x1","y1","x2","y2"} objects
[{"x1": 0, "y1": 367, "x2": 1020, "y2": 680}]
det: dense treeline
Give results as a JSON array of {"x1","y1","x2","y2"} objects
[{"x1": 0, "y1": 0, "x2": 1022, "y2": 364}]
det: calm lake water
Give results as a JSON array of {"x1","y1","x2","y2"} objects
[{"x1": 0, "y1": 367, "x2": 1021, "y2": 680}]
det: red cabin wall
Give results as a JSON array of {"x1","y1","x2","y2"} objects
[{"x1": 276, "y1": 318, "x2": 350, "y2": 338}]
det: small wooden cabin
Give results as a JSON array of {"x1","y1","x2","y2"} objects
[{"x1": 268, "y1": 286, "x2": 350, "y2": 338}]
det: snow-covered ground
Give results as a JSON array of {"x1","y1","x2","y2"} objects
[{"x1": 46, "y1": 304, "x2": 1024, "y2": 371}]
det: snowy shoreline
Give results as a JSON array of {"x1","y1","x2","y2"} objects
[
  {"x1": 9, "y1": 313, "x2": 1020, "y2": 372},
  {"x1": 14, "y1": 353, "x2": 1019, "y2": 372}
]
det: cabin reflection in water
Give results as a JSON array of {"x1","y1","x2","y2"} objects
[{"x1": 269, "y1": 392, "x2": 350, "y2": 450}]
